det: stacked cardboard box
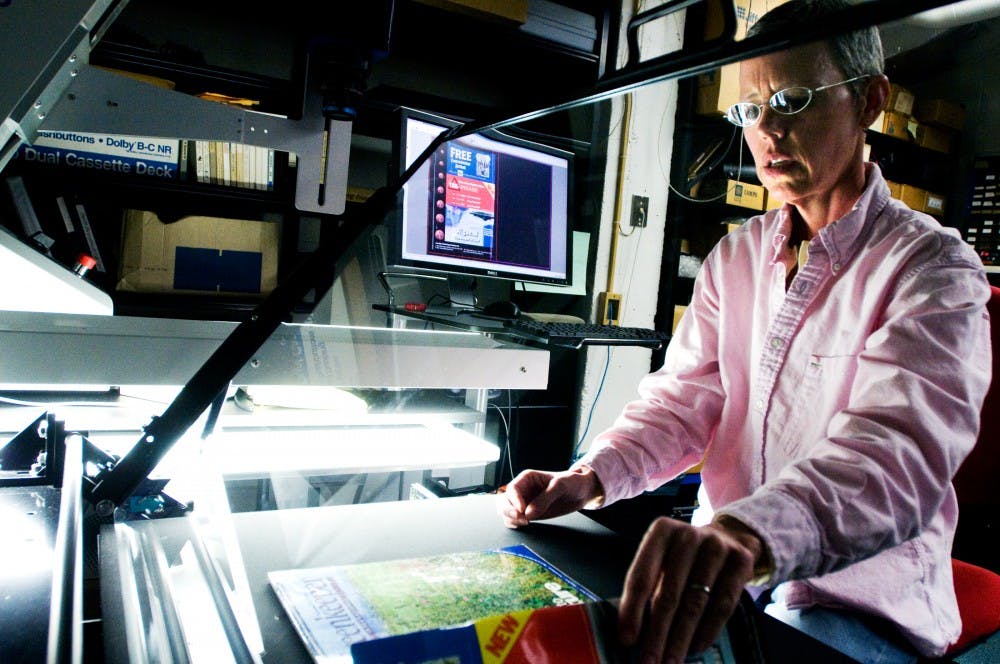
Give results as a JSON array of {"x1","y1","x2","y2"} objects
[
  {"x1": 885, "y1": 181, "x2": 947, "y2": 217},
  {"x1": 117, "y1": 210, "x2": 280, "y2": 296},
  {"x1": 695, "y1": 0, "x2": 791, "y2": 117},
  {"x1": 870, "y1": 86, "x2": 964, "y2": 155}
]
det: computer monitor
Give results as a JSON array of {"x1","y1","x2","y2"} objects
[{"x1": 388, "y1": 108, "x2": 573, "y2": 313}]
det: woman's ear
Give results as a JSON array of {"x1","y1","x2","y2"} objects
[{"x1": 859, "y1": 74, "x2": 890, "y2": 128}]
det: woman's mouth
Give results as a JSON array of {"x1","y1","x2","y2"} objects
[{"x1": 761, "y1": 157, "x2": 798, "y2": 178}]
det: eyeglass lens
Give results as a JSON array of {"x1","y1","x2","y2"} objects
[
  {"x1": 725, "y1": 87, "x2": 816, "y2": 126},
  {"x1": 770, "y1": 88, "x2": 813, "y2": 114}
]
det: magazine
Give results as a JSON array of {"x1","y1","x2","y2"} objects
[
  {"x1": 267, "y1": 544, "x2": 600, "y2": 663},
  {"x1": 348, "y1": 602, "x2": 741, "y2": 664},
  {"x1": 349, "y1": 601, "x2": 622, "y2": 664}
]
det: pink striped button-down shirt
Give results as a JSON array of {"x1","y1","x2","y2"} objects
[{"x1": 579, "y1": 165, "x2": 991, "y2": 656}]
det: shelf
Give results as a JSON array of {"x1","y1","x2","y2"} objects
[
  {"x1": 6, "y1": 158, "x2": 295, "y2": 212},
  {"x1": 90, "y1": 40, "x2": 299, "y2": 119},
  {"x1": 865, "y1": 128, "x2": 954, "y2": 190},
  {"x1": 0, "y1": 158, "x2": 320, "y2": 322},
  {"x1": 0, "y1": 311, "x2": 552, "y2": 390}
]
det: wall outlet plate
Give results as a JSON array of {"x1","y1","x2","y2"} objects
[{"x1": 631, "y1": 195, "x2": 649, "y2": 227}]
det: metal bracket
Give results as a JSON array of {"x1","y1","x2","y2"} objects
[
  {"x1": 0, "y1": 0, "x2": 127, "y2": 172},
  {"x1": 37, "y1": 61, "x2": 350, "y2": 214}
]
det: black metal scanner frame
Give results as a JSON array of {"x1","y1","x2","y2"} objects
[{"x1": 84, "y1": 0, "x2": 966, "y2": 512}]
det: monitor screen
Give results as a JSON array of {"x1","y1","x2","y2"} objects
[{"x1": 390, "y1": 109, "x2": 572, "y2": 305}]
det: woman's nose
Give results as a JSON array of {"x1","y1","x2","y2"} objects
[{"x1": 754, "y1": 104, "x2": 787, "y2": 139}]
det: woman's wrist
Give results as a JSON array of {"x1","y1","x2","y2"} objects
[
  {"x1": 712, "y1": 514, "x2": 774, "y2": 585},
  {"x1": 570, "y1": 464, "x2": 606, "y2": 510}
]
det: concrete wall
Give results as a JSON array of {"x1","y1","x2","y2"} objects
[{"x1": 573, "y1": 1, "x2": 686, "y2": 459}]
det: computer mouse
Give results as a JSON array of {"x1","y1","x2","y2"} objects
[{"x1": 482, "y1": 300, "x2": 521, "y2": 319}]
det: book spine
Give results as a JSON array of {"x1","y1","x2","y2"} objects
[
  {"x1": 234, "y1": 143, "x2": 244, "y2": 188},
  {"x1": 267, "y1": 149, "x2": 275, "y2": 191},
  {"x1": 256, "y1": 146, "x2": 267, "y2": 191},
  {"x1": 178, "y1": 140, "x2": 189, "y2": 180},
  {"x1": 194, "y1": 141, "x2": 206, "y2": 183},
  {"x1": 242, "y1": 143, "x2": 251, "y2": 189},
  {"x1": 222, "y1": 142, "x2": 231, "y2": 186},
  {"x1": 208, "y1": 142, "x2": 218, "y2": 185}
]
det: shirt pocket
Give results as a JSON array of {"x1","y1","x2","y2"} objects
[{"x1": 779, "y1": 353, "x2": 859, "y2": 457}]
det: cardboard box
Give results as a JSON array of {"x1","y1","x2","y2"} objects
[
  {"x1": 885, "y1": 180, "x2": 903, "y2": 200},
  {"x1": 117, "y1": 209, "x2": 279, "y2": 295},
  {"x1": 898, "y1": 184, "x2": 927, "y2": 211},
  {"x1": 886, "y1": 180, "x2": 932, "y2": 213},
  {"x1": 696, "y1": 1, "x2": 791, "y2": 117},
  {"x1": 413, "y1": 0, "x2": 527, "y2": 24},
  {"x1": 702, "y1": 0, "x2": 790, "y2": 39},
  {"x1": 726, "y1": 180, "x2": 766, "y2": 210},
  {"x1": 765, "y1": 190, "x2": 783, "y2": 210},
  {"x1": 883, "y1": 111, "x2": 913, "y2": 140},
  {"x1": 871, "y1": 111, "x2": 912, "y2": 141},
  {"x1": 923, "y1": 190, "x2": 947, "y2": 216},
  {"x1": 696, "y1": 65, "x2": 740, "y2": 117},
  {"x1": 735, "y1": 0, "x2": 791, "y2": 39},
  {"x1": 914, "y1": 98, "x2": 966, "y2": 130},
  {"x1": 886, "y1": 84, "x2": 915, "y2": 116},
  {"x1": 672, "y1": 305, "x2": 688, "y2": 333},
  {"x1": 913, "y1": 123, "x2": 954, "y2": 153}
]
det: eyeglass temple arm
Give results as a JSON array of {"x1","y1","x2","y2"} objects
[{"x1": 814, "y1": 73, "x2": 877, "y2": 92}]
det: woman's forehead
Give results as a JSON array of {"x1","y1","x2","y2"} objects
[{"x1": 739, "y1": 42, "x2": 839, "y2": 93}]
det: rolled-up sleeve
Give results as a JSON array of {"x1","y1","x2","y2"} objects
[
  {"x1": 719, "y1": 243, "x2": 991, "y2": 583},
  {"x1": 577, "y1": 253, "x2": 728, "y2": 505}
]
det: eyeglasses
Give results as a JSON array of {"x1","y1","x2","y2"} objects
[{"x1": 725, "y1": 74, "x2": 873, "y2": 127}]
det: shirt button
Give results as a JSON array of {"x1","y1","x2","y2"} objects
[
  {"x1": 770, "y1": 337, "x2": 783, "y2": 348},
  {"x1": 833, "y1": 262, "x2": 841, "y2": 271},
  {"x1": 755, "y1": 399, "x2": 765, "y2": 410}
]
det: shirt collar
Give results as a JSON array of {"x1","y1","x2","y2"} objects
[{"x1": 768, "y1": 163, "x2": 891, "y2": 268}]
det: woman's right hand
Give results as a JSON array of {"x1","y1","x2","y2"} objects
[{"x1": 497, "y1": 465, "x2": 604, "y2": 528}]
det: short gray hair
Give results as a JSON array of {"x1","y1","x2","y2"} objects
[{"x1": 747, "y1": 0, "x2": 884, "y2": 98}]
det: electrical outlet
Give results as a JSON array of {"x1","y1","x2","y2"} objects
[
  {"x1": 598, "y1": 292, "x2": 622, "y2": 325},
  {"x1": 630, "y1": 195, "x2": 649, "y2": 227}
]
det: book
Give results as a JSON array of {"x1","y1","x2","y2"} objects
[
  {"x1": 17, "y1": 130, "x2": 180, "y2": 179},
  {"x1": 267, "y1": 544, "x2": 601, "y2": 663}
]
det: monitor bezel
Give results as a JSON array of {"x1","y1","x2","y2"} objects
[{"x1": 387, "y1": 107, "x2": 574, "y2": 289}]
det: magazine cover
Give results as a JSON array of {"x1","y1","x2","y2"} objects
[
  {"x1": 348, "y1": 601, "x2": 741, "y2": 664},
  {"x1": 267, "y1": 544, "x2": 600, "y2": 663},
  {"x1": 349, "y1": 601, "x2": 623, "y2": 664},
  {"x1": 427, "y1": 140, "x2": 497, "y2": 262}
]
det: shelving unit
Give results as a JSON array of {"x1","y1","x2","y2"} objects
[
  {"x1": 653, "y1": 8, "x2": 976, "y2": 343},
  {"x1": 0, "y1": 155, "x2": 311, "y2": 321},
  {"x1": 0, "y1": 0, "x2": 620, "y2": 501},
  {"x1": 1, "y1": 0, "x2": 617, "y2": 325}
]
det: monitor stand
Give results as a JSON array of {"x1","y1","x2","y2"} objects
[{"x1": 424, "y1": 275, "x2": 478, "y2": 316}]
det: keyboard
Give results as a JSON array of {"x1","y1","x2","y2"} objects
[{"x1": 502, "y1": 318, "x2": 671, "y2": 349}]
